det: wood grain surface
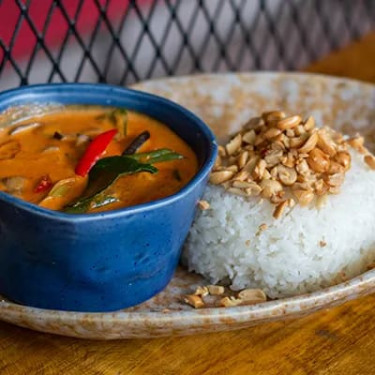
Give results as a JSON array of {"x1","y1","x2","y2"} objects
[
  {"x1": 1, "y1": 32, "x2": 375, "y2": 375},
  {"x1": 305, "y1": 32, "x2": 375, "y2": 83}
]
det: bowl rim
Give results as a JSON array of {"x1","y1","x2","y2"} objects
[{"x1": 0, "y1": 83, "x2": 218, "y2": 222}]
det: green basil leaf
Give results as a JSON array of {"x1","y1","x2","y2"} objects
[
  {"x1": 63, "y1": 199, "x2": 91, "y2": 214},
  {"x1": 48, "y1": 178, "x2": 77, "y2": 197},
  {"x1": 64, "y1": 192, "x2": 119, "y2": 214},
  {"x1": 65, "y1": 156, "x2": 157, "y2": 213},
  {"x1": 85, "y1": 156, "x2": 157, "y2": 198},
  {"x1": 96, "y1": 109, "x2": 128, "y2": 136},
  {"x1": 65, "y1": 194, "x2": 120, "y2": 214},
  {"x1": 90, "y1": 195, "x2": 119, "y2": 209},
  {"x1": 111, "y1": 109, "x2": 128, "y2": 136},
  {"x1": 128, "y1": 148, "x2": 184, "y2": 164}
]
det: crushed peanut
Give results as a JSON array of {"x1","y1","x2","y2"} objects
[
  {"x1": 183, "y1": 295, "x2": 205, "y2": 309},
  {"x1": 220, "y1": 289, "x2": 267, "y2": 307},
  {"x1": 220, "y1": 296, "x2": 243, "y2": 307},
  {"x1": 347, "y1": 136, "x2": 366, "y2": 154},
  {"x1": 183, "y1": 285, "x2": 268, "y2": 309},
  {"x1": 198, "y1": 200, "x2": 210, "y2": 210},
  {"x1": 273, "y1": 200, "x2": 288, "y2": 219},
  {"x1": 210, "y1": 170, "x2": 234, "y2": 184},
  {"x1": 211, "y1": 111, "x2": 375, "y2": 219},
  {"x1": 194, "y1": 286, "x2": 209, "y2": 297},
  {"x1": 207, "y1": 285, "x2": 225, "y2": 295},
  {"x1": 258, "y1": 223, "x2": 268, "y2": 232},
  {"x1": 365, "y1": 155, "x2": 375, "y2": 170},
  {"x1": 237, "y1": 288, "x2": 267, "y2": 303}
]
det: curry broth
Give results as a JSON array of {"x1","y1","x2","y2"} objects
[{"x1": 0, "y1": 107, "x2": 198, "y2": 213}]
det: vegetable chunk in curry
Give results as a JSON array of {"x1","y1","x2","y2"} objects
[{"x1": 0, "y1": 106, "x2": 198, "y2": 213}]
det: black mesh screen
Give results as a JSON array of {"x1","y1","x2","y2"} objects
[{"x1": 1, "y1": 0, "x2": 374, "y2": 90}]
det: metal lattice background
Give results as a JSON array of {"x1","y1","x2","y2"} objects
[{"x1": 1, "y1": 0, "x2": 374, "y2": 91}]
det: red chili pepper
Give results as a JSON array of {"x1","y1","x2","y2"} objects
[
  {"x1": 34, "y1": 175, "x2": 52, "y2": 193},
  {"x1": 75, "y1": 129, "x2": 118, "y2": 177}
]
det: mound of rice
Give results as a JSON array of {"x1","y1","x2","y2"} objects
[{"x1": 183, "y1": 150, "x2": 375, "y2": 298}]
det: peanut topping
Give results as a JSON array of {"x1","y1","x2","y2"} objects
[
  {"x1": 347, "y1": 136, "x2": 366, "y2": 154},
  {"x1": 365, "y1": 155, "x2": 375, "y2": 170},
  {"x1": 298, "y1": 132, "x2": 318, "y2": 154},
  {"x1": 304, "y1": 116, "x2": 315, "y2": 131},
  {"x1": 317, "y1": 129, "x2": 337, "y2": 156},
  {"x1": 207, "y1": 285, "x2": 225, "y2": 295},
  {"x1": 242, "y1": 130, "x2": 256, "y2": 144},
  {"x1": 237, "y1": 288, "x2": 267, "y2": 303},
  {"x1": 277, "y1": 165, "x2": 297, "y2": 186},
  {"x1": 276, "y1": 115, "x2": 302, "y2": 130},
  {"x1": 260, "y1": 179, "x2": 283, "y2": 198},
  {"x1": 307, "y1": 148, "x2": 330, "y2": 173},
  {"x1": 198, "y1": 200, "x2": 210, "y2": 210},
  {"x1": 237, "y1": 151, "x2": 249, "y2": 168},
  {"x1": 194, "y1": 286, "x2": 209, "y2": 297},
  {"x1": 221, "y1": 289, "x2": 267, "y2": 307},
  {"x1": 210, "y1": 170, "x2": 234, "y2": 184},
  {"x1": 183, "y1": 295, "x2": 204, "y2": 309},
  {"x1": 183, "y1": 285, "x2": 268, "y2": 309},
  {"x1": 264, "y1": 127, "x2": 282, "y2": 139},
  {"x1": 218, "y1": 145, "x2": 226, "y2": 157},
  {"x1": 262, "y1": 110, "x2": 286, "y2": 122},
  {"x1": 273, "y1": 200, "x2": 288, "y2": 219},
  {"x1": 335, "y1": 152, "x2": 351, "y2": 171},
  {"x1": 212, "y1": 111, "x2": 374, "y2": 219},
  {"x1": 293, "y1": 189, "x2": 314, "y2": 206},
  {"x1": 225, "y1": 134, "x2": 242, "y2": 155},
  {"x1": 328, "y1": 162, "x2": 345, "y2": 175},
  {"x1": 220, "y1": 297, "x2": 243, "y2": 307}
]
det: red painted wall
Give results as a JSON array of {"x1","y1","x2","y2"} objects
[{"x1": 0, "y1": 0, "x2": 141, "y2": 61}]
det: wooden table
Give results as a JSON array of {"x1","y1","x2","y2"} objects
[{"x1": 1, "y1": 33, "x2": 375, "y2": 375}]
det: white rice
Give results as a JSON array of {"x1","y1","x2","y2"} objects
[{"x1": 183, "y1": 150, "x2": 375, "y2": 298}]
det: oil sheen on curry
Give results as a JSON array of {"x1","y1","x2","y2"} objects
[{"x1": 0, "y1": 106, "x2": 198, "y2": 213}]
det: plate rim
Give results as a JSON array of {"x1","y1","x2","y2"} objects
[
  {"x1": 132, "y1": 70, "x2": 375, "y2": 91},
  {"x1": 1, "y1": 266, "x2": 374, "y2": 323},
  {"x1": 1, "y1": 71, "x2": 375, "y2": 338}
]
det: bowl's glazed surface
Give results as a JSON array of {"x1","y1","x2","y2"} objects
[{"x1": 0, "y1": 84, "x2": 217, "y2": 312}]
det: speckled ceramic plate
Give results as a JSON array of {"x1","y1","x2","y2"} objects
[{"x1": 1, "y1": 73, "x2": 375, "y2": 340}]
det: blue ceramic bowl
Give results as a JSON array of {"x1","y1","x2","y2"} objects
[{"x1": 0, "y1": 84, "x2": 217, "y2": 312}]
